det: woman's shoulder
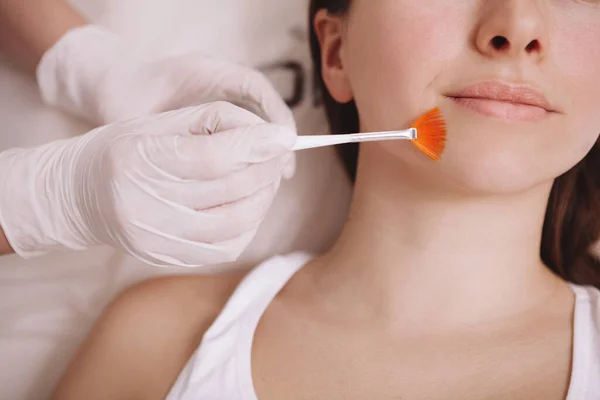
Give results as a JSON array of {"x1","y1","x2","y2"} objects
[
  {"x1": 102, "y1": 270, "x2": 250, "y2": 353},
  {"x1": 53, "y1": 253, "x2": 315, "y2": 399},
  {"x1": 118, "y1": 271, "x2": 247, "y2": 321},
  {"x1": 110, "y1": 252, "x2": 314, "y2": 338},
  {"x1": 52, "y1": 270, "x2": 247, "y2": 400}
]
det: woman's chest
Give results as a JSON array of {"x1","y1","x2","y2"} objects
[{"x1": 252, "y1": 312, "x2": 574, "y2": 400}]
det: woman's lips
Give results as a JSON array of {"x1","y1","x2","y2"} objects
[
  {"x1": 449, "y1": 96, "x2": 549, "y2": 122},
  {"x1": 446, "y1": 80, "x2": 556, "y2": 123}
]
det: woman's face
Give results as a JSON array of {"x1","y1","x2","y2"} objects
[{"x1": 317, "y1": 0, "x2": 600, "y2": 193}]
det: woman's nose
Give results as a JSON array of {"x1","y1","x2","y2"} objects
[{"x1": 475, "y1": 0, "x2": 549, "y2": 62}]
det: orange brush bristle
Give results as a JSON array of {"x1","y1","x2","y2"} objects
[{"x1": 409, "y1": 107, "x2": 447, "y2": 161}]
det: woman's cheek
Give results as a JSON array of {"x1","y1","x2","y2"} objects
[
  {"x1": 554, "y1": 23, "x2": 600, "y2": 134},
  {"x1": 345, "y1": 10, "x2": 462, "y2": 132}
]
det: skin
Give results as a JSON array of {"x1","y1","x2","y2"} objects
[
  {"x1": 0, "y1": 0, "x2": 86, "y2": 254},
  {"x1": 0, "y1": 230, "x2": 11, "y2": 255},
  {"x1": 52, "y1": 0, "x2": 600, "y2": 399},
  {"x1": 0, "y1": 0, "x2": 86, "y2": 73}
]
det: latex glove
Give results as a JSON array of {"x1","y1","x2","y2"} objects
[
  {"x1": 37, "y1": 24, "x2": 297, "y2": 184},
  {"x1": 36, "y1": 25, "x2": 296, "y2": 128},
  {"x1": 0, "y1": 102, "x2": 296, "y2": 268}
]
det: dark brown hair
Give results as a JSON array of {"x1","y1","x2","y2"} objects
[{"x1": 309, "y1": 0, "x2": 600, "y2": 288}]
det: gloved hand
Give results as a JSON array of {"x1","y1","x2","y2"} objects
[
  {"x1": 0, "y1": 102, "x2": 296, "y2": 267},
  {"x1": 36, "y1": 25, "x2": 295, "y2": 128}
]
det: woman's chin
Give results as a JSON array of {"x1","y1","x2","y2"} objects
[{"x1": 372, "y1": 138, "x2": 563, "y2": 196}]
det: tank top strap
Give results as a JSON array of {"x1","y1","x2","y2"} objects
[
  {"x1": 203, "y1": 252, "x2": 314, "y2": 341},
  {"x1": 166, "y1": 252, "x2": 314, "y2": 400}
]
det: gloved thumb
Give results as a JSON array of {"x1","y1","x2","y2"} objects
[
  {"x1": 134, "y1": 112, "x2": 297, "y2": 181},
  {"x1": 128, "y1": 101, "x2": 286, "y2": 138},
  {"x1": 199, "y1": 60, "x2": 296, "y2": 127}
]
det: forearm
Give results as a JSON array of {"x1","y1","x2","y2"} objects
[
  {"x1": 0, "y1": 0, "x2": 87, "y2": 73},
  {"x1": 0, "y1": 226, "x2": 14, "y2": 255}
]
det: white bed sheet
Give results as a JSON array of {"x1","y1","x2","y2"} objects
[{"x1": 0, "y1": 1, "x2": 352, "y2": 398}]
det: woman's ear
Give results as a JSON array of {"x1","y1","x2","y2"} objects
[{"x1": 314, "y1": 10, "x2": 354, "y2": 104}]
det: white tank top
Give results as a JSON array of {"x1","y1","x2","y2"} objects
[{"x1": 165, "y1": 252, "x2": 600, "y2": 400}]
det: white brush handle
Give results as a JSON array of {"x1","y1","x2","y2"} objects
[{"x1": 293, "y1": 128, "x2": 417, "y2": 151}]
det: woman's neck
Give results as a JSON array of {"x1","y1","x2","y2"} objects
[{"x1": 314, "y1": 144, "x2": 567, "y2": 328}]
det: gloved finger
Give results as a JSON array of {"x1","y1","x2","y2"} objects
[
  {"x1": 130, "y1": 228, "x2": 254, "y2": 268},
  {"x1": 126, "y1": 101, "x2": 263, "y2": 137},
  {"x1": 142, "y1": 122, "x2": 297, "y2": 180},
  {"x1": 131, "y1": 183, "x2": 275, "y2": 267},
  {"x1": 163, "y1": 231, "x2": 256, "y2": 267},
  {"x1": 159, "y1": 156, "x2": 286, "y2": 210},
  {"x1": 179, "y1": 181, "x2": 279, "y2": 244},
  {"x1": 186, "y1": 101, "x2": 266, "y2": 134},
  {"x1": 198, "y1": 60, "x2": 295, "y2": 127},
  {"x1": 234, "y1": 69, "x2": 296, "y2": 127}
]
